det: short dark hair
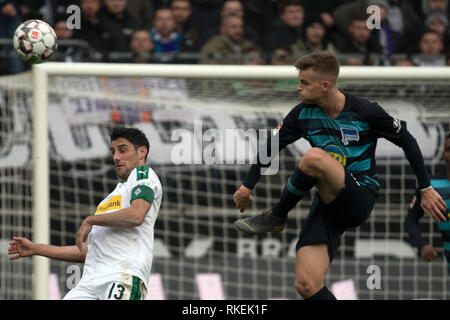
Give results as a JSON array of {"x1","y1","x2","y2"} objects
[
  {"x1": 278, "y1": 0, "x2": 303, "y2": 13},
  {"x1": 110, "y1": 127, "x2": 150, "y2": 160},
  {"x1": 294, "y1": 50, "x2": 340, "y2": 83},
  {"x1": 421, "y1": 28, "x2": 441, "y2": 39},
  {"x1": 171, "y1": 0, "x2": 191, "y2": 4},
  {"x1": 350, "y1": 11, "x2": 370, "y2": 23}
]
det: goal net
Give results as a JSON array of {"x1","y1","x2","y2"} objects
[{"x1": 0, "y1": 64, "x2": 449, "y2": 300}]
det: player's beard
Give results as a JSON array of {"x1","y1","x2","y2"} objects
[
  {"x1": 115, "y1": 152, "x2": 141, "y2": 181},
  {"x1": 116, "y1": 163, "x2": 135, "y2": 181}
]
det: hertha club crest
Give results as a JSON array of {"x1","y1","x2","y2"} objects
[{"x1": 340, "y1": 127, "x2": 359, "y2": 145}]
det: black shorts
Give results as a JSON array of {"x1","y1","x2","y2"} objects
[{"x1": 295, "y1": 169, "x2": 376, "y2": 262}]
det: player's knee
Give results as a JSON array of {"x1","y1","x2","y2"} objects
[
  {"x1": 294, "y1": 272, "x2": 323, "y2": 298},
  {"x1": 294, "y1": 278, "x2": 318, "y2": 298},
  {"x1": 299, "y1": 148, "x2": 328, "y2": 173}
]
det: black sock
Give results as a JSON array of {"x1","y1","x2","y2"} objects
[
  {"x1": 304, "y1": 286, "x2": 337, "y2": 300},
  {"x1": 272, "y1": 167, "x2": 317, "y2": 219}
]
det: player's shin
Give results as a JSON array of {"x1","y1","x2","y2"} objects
[{"x1": 272, "y1": 167, "x2": 317, "y2": 218}]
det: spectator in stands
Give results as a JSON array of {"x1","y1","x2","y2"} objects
[
  {"x1": 126, "y1": 0, "x2": 154, "y2": 29},
  {"x1": 332, "y1": 12, "x2": 382, "y2": 65},
  {"x1": 73, "y1": 0, "x2": 113, "y2": 55},
  {"x1": 413, "y1": 29, "x2": 446, "y2": 65},
  {"x1": 242, "y1": 0, "x2": 280, "y2": 44},
  {"x1": 302, "y1": 0, "x2": 345, "y2": 31},
  {"x1": 199, "y1": 0, "x2": 260, "y2": 48},
  {"x1": 269, "y1": 46, "x2": 295, "y2": 65},
  {"x1": 424, "y1": 9, "x2": 450, "y2": 48},
  {"x1": 200, "y1": 15, "x2": 259, "y2": 64},
  {"x1": 53, "y1": 19, "x2": 86, "y2": 62},
  {"x1": 98, "y1": 0, "x2": 142, "y2": 52},
  {"x1": 54, "y1": 19, "x2": 74, "y2": 40},
  {"x1": 0, "y1": 1, "x2": 24, "y2": 74},
  {"x1": 386, "y1": 0, "x2": 423, "y2": 52},
  {"x1": 422, "y1": 0, "x2": 448, "y2": 16},
  {"x1": 333, "y1": 0, "x2": 421, "y2": 54},
  {"x1": 221, "y1": 0, "x2": 244, "y2": 19},
  {"x1": 333, "y1": 0, "x2": 367, "y2": 36},
  {"x1": 291, "y1": 15, "x2": 336, "y2": 54},
  {"x1": 170, "y1": 0, "x2": 200, "y2": 52},
  {"x1": 220, "y1": 0, "x2": 260, "y2": 46},
  {"x1": 150, "y1": 7, "x2": 183, "y2": 54},
  {"x1": 367, "y1": 0, "x2": 404, "y2": 63},
  {"x1": 188, "y1": 0, "x2": 223, "y2": 47},
  {"x1": 263, "y1": 0, "x2": 305, "y2": 52},
  {"x1": 48, "y1": 0, "x2": 75, "y2": 24},
  {"x1": 129, "y1": 30, "x2": 154, "y2": 63}
]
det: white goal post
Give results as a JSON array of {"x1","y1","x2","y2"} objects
[{"x1": 31, "y1": 63, "x2": 450, "y2": 300}]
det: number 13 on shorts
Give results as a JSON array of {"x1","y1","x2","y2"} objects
[{"x1": 105, "y1": 275, "x2": 146, "y2": 300}]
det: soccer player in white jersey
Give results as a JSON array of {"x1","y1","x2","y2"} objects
[{"x1": 8, "y1": 127, "x2": 162, "y2": 300}]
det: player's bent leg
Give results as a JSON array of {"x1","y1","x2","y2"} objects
[
  {"x1": 233, "y1": 148, "x2": 344, "y2": 236},
  {"x1": 299, "y1": 147, "x2": 345, "y2": 204},
  {"x1": 294, "y1": 243, "x2": 336, "y2": 300},
  {"x1": 233, "y1": 166, "x2": 317, "y2": 235},
  {"x1": 270, "y1": 166, "x2": 318, "y2": 219}
]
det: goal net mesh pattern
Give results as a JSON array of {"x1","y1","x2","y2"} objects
[{"x1": 0, "y1": 69, "x2": 449, "y2": 299}]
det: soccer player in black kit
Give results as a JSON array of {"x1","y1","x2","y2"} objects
[
  {"x1": 405, "y1": 132, "x2": 450, "y2": 272},
  {"x1": 232, "y1": 51, "x2": 447, "y2": 300}
]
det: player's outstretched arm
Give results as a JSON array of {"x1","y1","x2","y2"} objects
[
  {"x1": 233, "y1": 185, "x2": 254, "y2": 213},
  {"x1": 8, "y1": 237, "x2": 86, "y2": 262},
  {"x1": 365, "y1": 104, "x2": 447, "y2": 222},
  {"x1": 420, "y1": 187, "x2": 447, "y2": 222},
  {"x1": 233, "y1": 106, "x2": 303, "y2": 213}
]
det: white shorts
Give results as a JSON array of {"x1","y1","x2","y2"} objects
[{"x1": 63, "y1": 273, "x2": 147, "y2": 300}]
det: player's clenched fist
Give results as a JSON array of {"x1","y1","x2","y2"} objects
[
  {"x1": 233, "y1": 185, "x2": 254, "y2": 212},
  {"x1": 420, "y1": 245, "x2": 437, "y2": 262}
]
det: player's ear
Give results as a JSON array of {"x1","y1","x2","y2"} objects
[
  {"x1": 138, "y1": 145, "x2": 148, "y2": 161},
  {"x1": 322, "y1": 79, "x2": 331, "y2": 91}
]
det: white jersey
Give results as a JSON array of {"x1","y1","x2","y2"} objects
[{"x1": 81, "y1": 166, "x2": 162, "y2": 291}]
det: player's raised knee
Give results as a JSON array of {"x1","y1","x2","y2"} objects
[{"x1": 298, "y1": 147, "x2": 329, "y2": 171}]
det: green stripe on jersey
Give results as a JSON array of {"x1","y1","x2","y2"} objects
[
  {"x1": 444, "y1": 242, "x2": 450, "y2": 251},
  {"x1": 130, "y1": 276, "x2": 141, "y2": 300},
  {"x1": 439, "y1": 222, "x2": 450, "y2": 231},
  {"x1": 299, "y1": 109, "x2": 369, "y2": 130},
  {"x1": 347, "y1": 158, "x2": 371, "y2": 171},
  {"x1": 430, "y1": 179, "x2": 450, "y2": 189},
  {"x1": 345, "y1": 143, "x2": 373, "y2": 158}
]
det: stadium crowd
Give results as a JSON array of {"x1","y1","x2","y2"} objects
[{"x1": 1, "y1": 0, "x2": 450, "y2": 74}]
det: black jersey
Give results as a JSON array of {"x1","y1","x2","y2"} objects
[
  {"x1": 405, "y1": 173, "x2": 450, "y2": 271},
  {"x1": 243, "y1": 92, "x2": 430, "y2": 193}
]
